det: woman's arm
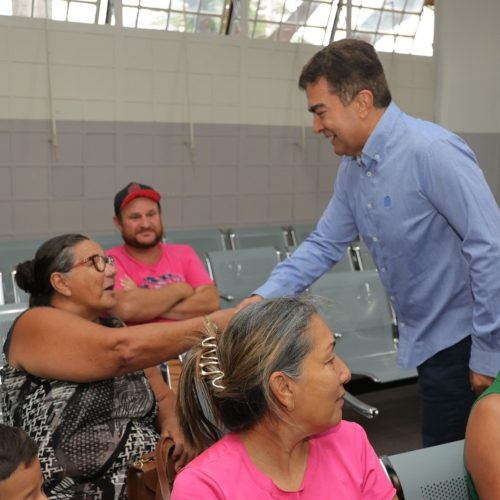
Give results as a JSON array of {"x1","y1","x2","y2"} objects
[
  {"x1": 7, "y1": 307, "x2": 234, "y2": 383},
  {"x1": 465, "y1": 393, "x2": 500, "y2": 499},
  {"x1": 144, "y1": 366, "x2": 196, "y2": 470}
]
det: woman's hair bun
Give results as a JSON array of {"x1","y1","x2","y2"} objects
[{"x1": 15, "y1": 260, "x2": 36, "y2": 294}]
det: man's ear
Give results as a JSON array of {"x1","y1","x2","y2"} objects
[
  {"x1": 113, "y1": 215, "x2": 123, "y2": 232},
  {"x1": 50, "y1": 272, "x2": 72, "y2": 297},
  {"x1": 356, "y1": 89, "x2": 374, "y2": 119},
  {"x1": 269, "y1": 371, "x2": 296, "y2": 412}
]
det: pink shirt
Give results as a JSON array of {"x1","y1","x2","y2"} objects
[
  {"x1": 106, "y1": 243, "x2": 213, "y2": 322},
  {"x1": 172, "y1": 421, "x2": 395, "y2": 499}
]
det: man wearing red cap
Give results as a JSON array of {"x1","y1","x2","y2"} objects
[{"x1": 107, "y1": 182, "x2": 219, "y2": 324}]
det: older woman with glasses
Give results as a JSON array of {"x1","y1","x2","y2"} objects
[{"x1": 1, "y1": 233, "x2": 232, "y2": 499}]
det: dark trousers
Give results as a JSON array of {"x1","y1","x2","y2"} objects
[{"x1": 417, "y1": 336, "x2": 476, "y2": 447}]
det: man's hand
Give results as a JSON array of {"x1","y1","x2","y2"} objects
[
  {"x1": 236, "y1": 295, "x2": 263, "y2": 311},
  {"x1": 470, "y1": 369, "x2": 494, "y2": 395}
]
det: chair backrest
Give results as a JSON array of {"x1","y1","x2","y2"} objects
[
  {"x1": 165, "y1": 228, "x2": 229, "y2": 262},
  {"x1": 289, "y1": 222, "x2": 316, "y2": 246},
  {"x1": 0, "y1": 303, "x2": 28, "y2": 366},
  {"x1": 310, "y1": 270, "x2": 416, "y2": 383},
  {"x1": 92, "y1": 233, "x2": 124, "y2": 251},
  {"x1": 206, "y1": 247, "x2": 281, "y2": 308},
  {"x1": 381, "y1": 440, "x2": 468, "y2": 500},
  {"x1": 228, "y1": 226, "x2": 290, "y2": 254},
  {"x1": 11, "y1": 271, "x2": 29, "y2": 305},
  {"x1": 0, "y1": 239, "x2": 43, "y2": 303},
  {"x1": 351, "y1": 237, "x2": 376, "y2": 271},
  {"x1": 0, "y1": 273, "x2": 4, "y2": 305}
]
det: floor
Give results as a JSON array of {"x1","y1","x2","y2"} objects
[
  {"x1": 171, "y1": 361, "x2": 422, "y2": 458},
  {"x1": 343, "y1": 377, "x2": 422, "y2": 456}
]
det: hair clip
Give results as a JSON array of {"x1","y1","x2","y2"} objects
[{"x1": 199, "y1": 336, "x2": 225, "y2": 390}]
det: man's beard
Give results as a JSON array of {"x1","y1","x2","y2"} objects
[{"x1": 122, "y1": 229, "x2": 163, "y2": 250}]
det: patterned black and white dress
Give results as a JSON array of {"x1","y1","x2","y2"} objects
[{"x1": 1, "y1": 314, "x2": 160, "y2": 499}]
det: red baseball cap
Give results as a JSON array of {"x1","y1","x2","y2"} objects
[{"x1": 114, "y1": 182, "x2": 161, "y2": 215}]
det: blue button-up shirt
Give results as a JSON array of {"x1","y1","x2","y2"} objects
[{"x1": 255, "y1": 102, "x2": 500, "y2": 374}]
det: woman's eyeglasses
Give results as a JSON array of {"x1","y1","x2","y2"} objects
[{"x1": 71, "y1": 254, "x2": 115, "y2": 273}]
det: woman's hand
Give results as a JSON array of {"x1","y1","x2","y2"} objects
[{"x1": 158, "y1": 389, "x2": 197, "y2": 471}]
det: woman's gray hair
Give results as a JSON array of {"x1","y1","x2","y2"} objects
[{"x1": 177, "y1": 296, "x2": 319, "y2": 452}]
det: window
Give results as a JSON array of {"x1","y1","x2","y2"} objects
[{"x1": 1, "y1": 0, "x2": 434, "y2": 55}]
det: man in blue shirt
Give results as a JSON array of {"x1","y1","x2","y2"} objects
[{"x1": 239, "y1": 39, "x2": 500, "y2": 447}]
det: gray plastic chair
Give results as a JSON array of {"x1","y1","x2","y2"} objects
[
  {"x1": 351, "y1": 237, "x2": 377, "y2": 271},
  {"x1": 0, "y1": 239, "x2": 44, "y2": 303},
  {"x1": 289, "y1": 222, "x2": 316, "y2": 246},
  {"x1": 310, "y1": 270, "x2": 417, "y2": 383},
  {"x1": 92, "y1": 233, "x2": 124, "y2": 251},
  {"x1": 11, "y1": 270, "x2": 29, "y2": 305},
  {"x1": 0, "y1": 303, "x2": 28, "y2": 424},
  {"x1": 380, "y1": 440, "x2": 468, "y2": 500},
  {"x1": 165, "y1": 228, "x2": 229, "y2": 263},
  {"x1": 228, "y1": 226, "x2": 290, "y2": 254},
  {"x1": 206, "y1": 247, "x2": 281, "y2": 308}
]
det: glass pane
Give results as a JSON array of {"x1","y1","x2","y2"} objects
[
  {"x1": 123, "y1": 0, "x2": 140, "y2": 5},
  {"x1": 248, "y1": 0, "x2": 259, "y2": 21},
  {"x1": 337, "y1": 6, "x2": 361, "y2": 31},
  {"x1": 355, "y1": 8, "x2": 380, "y2": 31},
  {"x1": 300, "y1": 25, "x2": 325, "y2": 45},
  {"x1": 373, "y1": 34, "x2": 395, "y2": 52},
  {"x1": 253, "y1": 21, "x2": 276, "y2": 39},
  {"x1": 171, "y1": 0, "x2": 199, "y2": 12},
  {"x1": 358, "y1": 0, "x2": 384, "y2": 7},
  {"x1": 283, "y1": 0, "x2": 301, "y2": 19},
  {"x1": 256, "y1": 1, "x2": 284, "y2": 23},
  {"x1": 123, "y1": 6, "x2": 139, "y2": 26},
  {"x1": 394, "y1": 35, "x2": 412, "y2": 53},
  {"x1": 307, "y1": 2, "x2": 328, "y2": 27},
  {"x1": 68, "y1": 2, "x2": 96, "y2": 23},
  {"x1": 141, "y1": 0, "x2": 170, "y2": 8},
  {"x1": 279, "y1": 23, "x2": 298, "y2": 41},
  {"x1": 33, "y1": 0, "x2": 51, "y2": 17},
  {"x1": 352, "y1": 31, "x2": 375, "y2": 44},
  {"x1": 196, "y1": 14, "x2": 221, "y2": 32},
  {"x1": 51, "y1": 0, "x2": 68, "y2": 20},
  {"x1": 0, "y1": 1, "x2": 13, "y2": 15},
  {"x1": 199, "y1": 0, "x2": 224, "y2": 15},
  {"x1": 168, "y1": 12, "x2": 196, "y2": 31},
  {"x1": 333, "y1": 28, "x2": 346, "y2": 41},
  {"x1": 379, "y1": 10, "x2": 401, "y2": 34},
  {"x1": 137, "y1": 8, "x2": 168, "y2": 28},
  {"x1": 392, "y1": 0, "x2": 424, "y2": 13},
  {"x1": 397, "y1": 12, "x2": 419, "y2": 36}
]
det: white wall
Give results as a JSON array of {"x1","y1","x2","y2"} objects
[
  {"x1": 435, "y1": 0, "x2": 500, "y2": 133},
  {"x1": 0, "y1": 16, "x2": 435, "y2": 126}
]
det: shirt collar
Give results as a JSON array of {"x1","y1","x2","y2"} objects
[{"x1": 357, "y1": 101, "x2": 401, "y2": 169}]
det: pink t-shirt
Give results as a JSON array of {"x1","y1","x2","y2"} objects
[
  {"x1": 106, "y1": 243, "x2": 213, "y2": 322},
  {"x1": 171, "y1": 421, "x2": 395, "y2": 499}
]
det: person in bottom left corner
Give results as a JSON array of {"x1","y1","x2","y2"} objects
[{"x1": 0, "y1": 424, "x2": 47, "y2": 500}]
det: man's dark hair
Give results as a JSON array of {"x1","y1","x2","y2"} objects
[
  {"x1": 0, "y1": 425, "x2": 38, "y2": 480},
  {"x1": 299, "y1": 38, "x2": 392, "y2": 108}
]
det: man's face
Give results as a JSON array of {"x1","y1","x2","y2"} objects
[
  {"x1": 115, "y1": 197, "x2": 163, "y2": 250},
  {"x1": 306, "y1": 77, "x2": 366, "y2": 157}
]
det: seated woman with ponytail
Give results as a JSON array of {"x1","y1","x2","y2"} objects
[
  {"x1": 1, "y1": 233, "x2": 232, "y2": 499},
  {"x1": 172, "y1": 297, "x2": 397, "y2": 500}
]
